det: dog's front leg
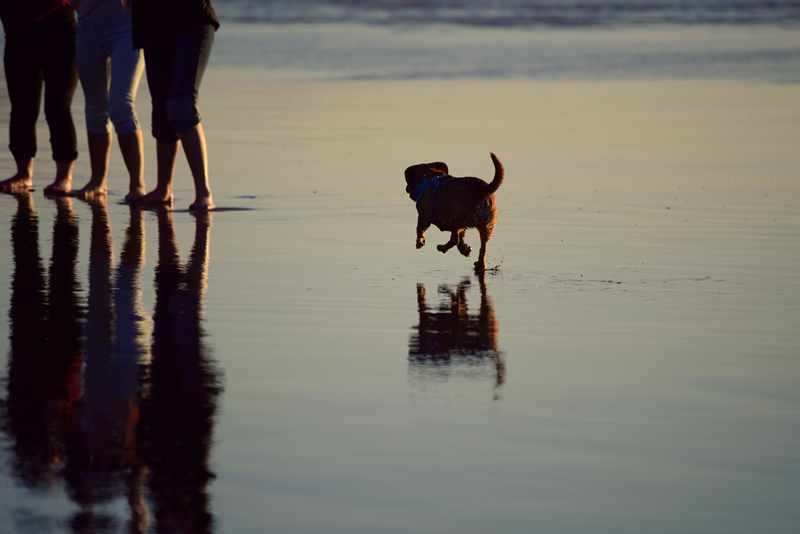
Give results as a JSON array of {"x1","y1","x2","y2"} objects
[
  {"x1": 437, "y1": 231, "x2": 459, "y2": 254},
  {"x1": 416, "y1": 213, "x2": 430, "y2": 249},
  {"x1": 456, "y1": 229, "x2": 471, "y2": 257}
]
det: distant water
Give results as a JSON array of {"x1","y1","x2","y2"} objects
[
  {"x1": 214, "y1": 0, "x2": 800, "y2": 28},
  {"x1": 208, "y1": 1, "x2": 800, "y2": 82}
]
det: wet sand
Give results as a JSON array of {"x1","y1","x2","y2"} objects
[{"x1": 0, "y1": 69, "x2": 799, "y2": 532}]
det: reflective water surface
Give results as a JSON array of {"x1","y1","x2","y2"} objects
[
  {"x1": 1, "y1": 196, "x2": 220, "y2": 533},
  {"x1": 0, "y1": 26, "x2": 799, "y2": 534},
  {"x1": 409, "y1": 276, "x2": 506, "y2": 398}
]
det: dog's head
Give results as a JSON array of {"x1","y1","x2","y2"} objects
[{"x1": 404, "y1": 162, "x2": 449, "y2": 198}]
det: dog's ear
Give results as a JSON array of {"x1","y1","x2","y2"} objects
[
  {"x1": 405, "y1": 162, "x2": 450, "y2": 185},
  {"x1": 405, "y1": 161, "x2": 450, "y2": 182},
  {"x1": 429, "y1": 162, "x2": 449, "y2": 175}
]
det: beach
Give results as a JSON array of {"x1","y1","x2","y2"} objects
[{"x1": 0, "y1": 16, "x2": 799, "y2": 534}]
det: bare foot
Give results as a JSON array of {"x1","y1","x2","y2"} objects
[
  {"x1": 189, "y1": 193, "x2": 215, "y2": 212},
  {"x1": 133, "y1": 188, "x2": 173, "y2": 206},
  {"x1": 43, "y1": 176, "x2": 72, "y2": 196},
  {"x1": 124, "y1": 187, "x2": 147, "y2": 203},
  {"x1": 73, "y1": 181, "x2": 108, "y2": 199},
  {"x1": 0, "y1": 172, "x2": 33, "y2": 193}
]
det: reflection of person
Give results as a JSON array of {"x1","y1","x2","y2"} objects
[
  {"x1": 139, "y1": 209, "x2": 222, "y2": 532},
  {"x1": 1, "y1": 194, "x2": 83, "y2": 492},
  {"x1": 114, "y1": 206, "x2": 151, "y2": 534},
  {"x1": 0, "y1": 1, "x2": 78, "y2": 195},
  {"x1": 409, "y1": 272, "x2": 506, "y2": 391},
  {"x1": 71, "y1": 0, "x2": 146, "y2": 202},
  {"x1": 130, "y1": 0, "x2": 219, "y2": 211},
  {"x1": 62, "y1": 199, "x2": 150, "y2": 533}
]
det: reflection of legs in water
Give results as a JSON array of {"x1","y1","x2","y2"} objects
[
  {"x1": 116, "y1": 205, "x2": 151, "y2": 534},
  {"x1": 116, "y1": 206, "x2": 151, "y2": 361},
  {"x1": 140, "y1": 208, "x2": 221, "y2": 532},
  {"x1": 36, "y1": 195, "x2": 84, "y2": 483},
  {"x1": 62, "y1": 199, "x2": 152, "y2": 529},
  {"x1": 64, "y1": 196, "x2": 121, "y2": 511},
  {"x1": 3, "y1": 193, "x2": 51, "y2": 485},
  {"x1": 48, "y1": 196, "x2": 84, "y2": 360},
  {"x1": 409, "y1": 272, "x2": 506, "y2": 393},
  {"x1": 187, "y1": 211, "x2": 213, "y2": 294},
  {"x1": 84, "y1": 197, "x2": 115, "y2": 352},
  {"x1": 3, "y1": 195, "x2": 93, "y2": 494},
  {"x1": 475, "y1": 271, "x2": 506, "y2": 389},
  {"x1": 64, "y1": 196, "x2": 148, "y2": 532}
]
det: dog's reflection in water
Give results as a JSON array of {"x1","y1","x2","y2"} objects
[{"x1": 409, "y1": 272, "x2": 505, "y2": 398}]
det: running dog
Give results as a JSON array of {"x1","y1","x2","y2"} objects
[{"x1": 404, "y1": 153, "x2": 504, "y2": 272}]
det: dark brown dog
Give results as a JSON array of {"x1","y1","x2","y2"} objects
[{"x1": 405, "y1": 153, "x2": 504, "y2": 272}]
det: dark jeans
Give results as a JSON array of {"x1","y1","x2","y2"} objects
[
  {"x1": 3, "y1": 6, "x2": 78, "y2": 162},
  {"x1": 143, "y1": 24, "x2": 214, "y2": 143}
]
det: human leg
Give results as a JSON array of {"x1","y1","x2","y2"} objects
[
  {"x1": 0, "y1": 158, "x2": 35, "y2": 193},
  {"x1": 1, "y1": 32, "x2": 42, "y2": 192},
  {"x1": 119, "y1": 130, "x2": 146, "y2": 201},
  {"x1": 105, "y1": 17, "x2": 146, "y2": 200},
  {"x1": 41, "y1": 7, "x2": 79, "y2": 195},
  {"x1": 166, "y1": 25, "x2": 215, "y2": 211},
  {"x1": 136, "y1": 139, "x2": 179, "y2": 206},
  {"x1": 75, "y1": 17, "x2": 112, "y2": 197},
  {"x1": 74, "y1": 132, "x2": 112, "y2": 199},
  {"x1": 134, "y1": 33, "x2": 178, "y2": 206},
  {"x1": 180, "y1": 124, "x2": 213, "y2": 211}
]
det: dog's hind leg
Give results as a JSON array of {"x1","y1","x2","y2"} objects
[{"x1": 474, "y1": 226, "x2": 493, "y2": 272}]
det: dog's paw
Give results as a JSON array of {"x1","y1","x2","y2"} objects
[
  {"x1": 457, "y1": 243, "x2": 472, "y2": 257},
  {"x1": 416, "y1": 237, "x2": 425, "y2": 249},
  {"x1": 436, "y1": 244, "x2": 449, "y2": 254},
  {"x1": 473, "y1": 260, "x2": 486, "y2": 273}
]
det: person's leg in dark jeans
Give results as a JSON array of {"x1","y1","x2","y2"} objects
[
  {"x1": 41, "y1": 7, "x2": 79, "y2": 195},
  {"x1": 136, "y1": 24, "x2": 214, "y2": 211},
  {"x1": 0, "y1": 7, "x2": 78, "y2": 194},
  {"x1": 1, "y1": 31, "x2": 41, "y2": 192}
]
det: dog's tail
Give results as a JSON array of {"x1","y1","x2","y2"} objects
[{"x1": 484, "y1": 152, "x2": 504, "y2": 196}]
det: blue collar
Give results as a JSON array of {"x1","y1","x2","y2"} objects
[
  {"x1": 410, "y1": 174, "x2": 446, "y2": 202},
  {"x1": 411, "y1": 173, "x2": 447, "y2": 230}
]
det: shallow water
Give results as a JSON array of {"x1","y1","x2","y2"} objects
[{"x1": 1, "y1": 28, "x2": 800, "y2": 534}]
